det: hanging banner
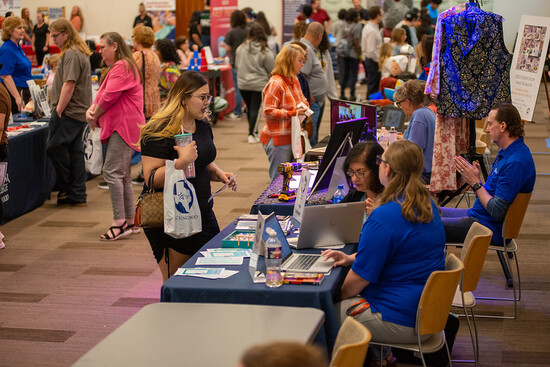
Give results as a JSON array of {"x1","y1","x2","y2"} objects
[
  {"x1": 510, "y1": 15, "x2": 550, "y2": 122},
  {"x1": 210, "y1": 0, "x2": 238, "y2": 58},
  {"x1": 283, "y1": 0, "x2": 308, "y2": 43},
  {"x1": 145, "y1": 0, "x2": 176, "y2": 39}
]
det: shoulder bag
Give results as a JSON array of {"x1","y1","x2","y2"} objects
[{"x1": 135, "y1": 168, "x2": 164, "y2": 228}]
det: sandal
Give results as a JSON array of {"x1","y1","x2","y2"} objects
[
  {"x1": 128, "y1": 223, "x2": 141, "y2": 234},
  {"x1": 100, "y1": 222, "x2": 132, "y2": 241}
]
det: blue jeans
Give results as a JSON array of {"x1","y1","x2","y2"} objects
[
  {"x1": 263, "y1": 138, "x2": 293, "y2": 182},
  {"x1": 439, "y1": 207, "x2": 476, "y2": 243},
  {"x1": 231, "y1": 67, "x2": 243, "y2": 116},
  {"x1": 309, "y1": 100, "x2": 325, "y2": 146}
]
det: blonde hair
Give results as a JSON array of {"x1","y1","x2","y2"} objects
[
  {"x1": 1, "y1": 16, "x2": 23, "y2": 41},
  {"x1": 71, "y1": 6, "x2": 84, "y2": 27},
  {"x1": 378, "y1": 140, "x2": 433, "y2": 223},
  {"x1": 50, "y1": 18, "x2": 92, "y2": 56},
  {"x1": 133, "y1": 25, "x2": 155, "y2": 49},
  {"x1": 271, "y1": 44, "x2": 306, "y2": 79},
  {"x1": 240, "y1": 341, "x2": 328, "y2": 367},
  {"x1": 379, "y1": 42, "x2": 394, "y2": 70},
  {"x1": 140, "y1": 71, "x2": 211, "y2": 144},
  {"x1": 47, "y1": 53, "x2": 62, "y2": 69}
]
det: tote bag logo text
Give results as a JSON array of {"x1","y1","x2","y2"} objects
[{"x1": 173, "y1": 179, "x2": 195, "y2": 214}]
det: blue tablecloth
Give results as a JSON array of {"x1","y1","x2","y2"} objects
[
  {"x1": 161, "y1": 222, "x2": 355, "y2": 351},
  {"x1": 2, "y1": 123, "x2": 56, "y2": 223}
]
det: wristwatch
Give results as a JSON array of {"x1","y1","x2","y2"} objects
[{"x1": 471, "y1": 182, "x2": 483, "y2": 192}]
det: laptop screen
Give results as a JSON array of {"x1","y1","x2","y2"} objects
[{"x1": 381, "y1": 106, "x2": 405, "y2": 132}]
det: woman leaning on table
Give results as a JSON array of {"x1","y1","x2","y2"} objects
[
  {"x1": 140, "y1": 70, "x2": 236, "y2": 282},
  {"x1": 0, "y1": 16, "x2": 32, "y2": 114},
  {"x1": 323, "y1": 140, "x2": 445, "y2": 367},
  {"x1": 86, "y1": 32, "x2": 145, "y2": 241},
  {"x1": 260, "y1": 43, "x2": 309, "y2": 182}
]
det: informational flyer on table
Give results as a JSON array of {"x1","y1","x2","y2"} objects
[
  {"x1": 210, "y1": 0, "x2": 238, "y2": 58},
  {"x1": 510, "y1": 15, "x2": 550, "y2": 121}
]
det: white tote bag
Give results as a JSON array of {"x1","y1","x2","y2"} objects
[
  {"x1": 164, "y1": 159, "x2": 202, "y2": 239},
  {"x1": 82, "y1": 125, "x2": 103, "y2": 175},
  {"x1": 290, "y1": 115, "x2": 303, "y2": 159}
]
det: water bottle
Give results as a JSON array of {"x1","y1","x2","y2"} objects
[
  {"x1": 377, "y1": 127, "x2": 389, "y2": 150},
  {"x1": 389, "y1": 126, "x2": 397, "y2": 145},
  {"x1": 333, "y1": 184, "x2": 345, "y2": 204},
  {"x1": 265, "y1": 230, "x2": 283, "y2": 288}
]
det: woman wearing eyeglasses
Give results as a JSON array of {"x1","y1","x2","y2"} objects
[
  {"x1": 86, "y1": 32, "x2": 145, "y2": 240},
  {"x1": 260, "y1": 43, "x2": 309, "y2": 182},
  {"x1": 393, "y1": 79, "x2": 435, "y2": 184},
  {"x1": 140, "y1": 71, "x2": 236, "y2": 282},
  {"x1": 323, "y1": 140, "x2": 445, "y2": 366},
  {"x1": 341, "y1": 142, "x2": 384, "y2": 219}
]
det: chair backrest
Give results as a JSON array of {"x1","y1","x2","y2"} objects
[
  {"x1": 460, "y1": 222, "x2": 492, "y2": 293},
  {"x1": 503, "y1": 192, "x2": 532, "y2": 240},
  {"x1": 416, "y1": 253, "x2": 464, "y2": 336},
  {"x1": 330, "y1": 316, "x2": 372, "y2": 367}
]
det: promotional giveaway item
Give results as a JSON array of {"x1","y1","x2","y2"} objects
[
  {"x1": 163, "y1": 159, "x2": 202, "y2": 239},
  {"x1": 135, "y1": 168, "x2": 164, "y2": 228},
  {"x1": 82, "y1": 125, "x2": 102, "y2": 175}
]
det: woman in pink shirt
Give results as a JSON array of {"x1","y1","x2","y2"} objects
[{"x1": 86, "y1": 32, "x2": 146, "y2": 240}]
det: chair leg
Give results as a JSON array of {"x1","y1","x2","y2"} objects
[
  {"x1": 497, "y1": 251, "x2": 513, "y2": 288},
  {"x1": 471, "y1": 307, "x2": 480, "y2": 364},
  {"x1": 445, "y1": 338, "x2": 453, "y2": 367},
  {"x1": 452, "y1": 304, "x2": 477, "y2": 364}
]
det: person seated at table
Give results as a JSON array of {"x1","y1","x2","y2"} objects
[
  {"x1": 140, "y1": 71, "x2": 236, "y2": 282},
  {"x1": 237, "y1": 341, "x2": 328, "y2": 367},
  {"x1": 393, "y1": 79, "x2": 435, "y2": 184},
  {"x1": 341, "y1": 141, "x2": 384, "y2": 219},
  {"x1": 323, "y1": 140, "x2": 445, "y2": 366}
]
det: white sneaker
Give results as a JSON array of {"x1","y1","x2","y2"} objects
[
  {"x1": 226, "y1": 112, "x2": 242, "y2": 120},
  {"x1": 248, "y1": 135, "x2": 259, "y2": 144}
]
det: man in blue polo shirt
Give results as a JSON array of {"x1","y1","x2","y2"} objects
[{"x1": 440, "y1": 103, "x2": 536, "y2": 284}]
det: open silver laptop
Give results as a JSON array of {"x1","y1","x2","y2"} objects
[{"x1": 295, "y1": 202, "x2": 365, "y2": 249}]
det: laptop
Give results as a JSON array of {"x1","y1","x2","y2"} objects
[
  {"x1": 295, "y1": 202, "x2": 365, "y2": 249},
  {"x1": 380, "y1": 105, "x2": 406, "y2": 133},
  {"x1": 261, "y1": 214, "x2": 335, "y2": 274}
]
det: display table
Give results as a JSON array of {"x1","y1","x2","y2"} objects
[
  {"x1": 161, "y1": 222, "x2": 355, "y2": 351},
  {"x1": 250, "y1": 174, "x2": 330, "y2": 216},
  {"x1": 2, "y1": 123, "x2": 55, "y2": 223},
  {"x1": 73, "y1": 302, "x2": 324, "y2": 367}
]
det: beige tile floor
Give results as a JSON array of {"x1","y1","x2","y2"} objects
[{"x1": 0, "y1": 83, "x2": 549, "y2": 366}]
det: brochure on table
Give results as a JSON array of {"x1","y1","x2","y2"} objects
[{"x1": 292, "y1": 168, "x2": 311, "y2": 224}]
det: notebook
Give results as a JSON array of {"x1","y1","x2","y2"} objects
[
  {"x1": 295, "y1": 202, "x2": 365, "y2": 249},
  {"x1": 261, "y1": 214, "x2": 335, "y2": 274}
]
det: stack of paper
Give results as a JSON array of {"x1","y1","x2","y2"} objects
[{"x1": 174, "y1": 267, "x2": 238, "y2": 279}]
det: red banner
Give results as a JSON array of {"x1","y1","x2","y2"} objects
[{"x1": 210, "y1": 0, "x2": 238, "y2": 58}]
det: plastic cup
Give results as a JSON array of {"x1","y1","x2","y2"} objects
[{"x1": 174, "y1": 133, "x2": 196, "y2": 178}]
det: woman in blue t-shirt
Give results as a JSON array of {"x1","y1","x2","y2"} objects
[{"x1": 323, "y1": 140, "x2": 445, "y2": 366}]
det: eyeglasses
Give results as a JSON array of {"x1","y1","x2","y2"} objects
[
  {"x1": 50, "y1": 31, "x2": 64, "y2": 39},
  {"x1": 298, "y1": 57, "x2": 307, "y2": 65},
  {"x1": 192, "y1": 94, "x2": 213, "y2": 104},
  {"x1": 345, "y1": 169, "x2": 367, "y2": 178},
  {"x1": 376, "y1": 155, "x2": 388, "y2": 166},
  {"x1": 394, "y1": 99, "x2": 405, "y2": 107}
]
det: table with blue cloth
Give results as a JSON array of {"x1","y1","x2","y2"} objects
[
  {"x1": 2, "y1": 122, "x2": 56, "y2": 223},
  {"x1": 160, "y1": 221, "x2": 356, "y2": 351}
]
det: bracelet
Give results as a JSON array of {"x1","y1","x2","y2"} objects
[{"x1": 471, "y1": 182, "x2": 483, "y2": 192}]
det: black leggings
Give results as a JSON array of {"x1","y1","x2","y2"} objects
[{"x1": 240, "y1": 90, "x2": 262, "y2": 136}]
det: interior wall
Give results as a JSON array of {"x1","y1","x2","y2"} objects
[{"x1": 20, "y1": 0, "x2": 550, "y2": 49}]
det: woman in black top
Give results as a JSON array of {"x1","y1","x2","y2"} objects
[
  {"x1": 188, "y1": 10, "x2": 202, "y2": 49},
  {"x1": 133, "y1": 2, "x2": 153, "y2": 29},
  {"x1": 32, "y1": 12, "x2": 49, "y2": 67},
  {"x1": 140, "y1": 71, "x2": 236, "y2": 282},
  {"x1": 341, "y1": 142, "x2": 385, "y2": 219}
]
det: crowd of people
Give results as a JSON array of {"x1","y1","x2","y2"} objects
[{"x1": 0, "y1": 2, "x2": 538, "y2": 366}]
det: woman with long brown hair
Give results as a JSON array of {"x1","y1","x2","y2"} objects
[
  {"x1": 323, "y1": 140, "x2": 445, "y2": 366},
  {"x1": 86, "y1": 32, "x2": 145, "y2": 240}
]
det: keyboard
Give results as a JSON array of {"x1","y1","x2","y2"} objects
[{"x1": 287, "y1": 254, "x2": 319, "y2": 271}]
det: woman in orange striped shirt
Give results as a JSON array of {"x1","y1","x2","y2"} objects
[{"x1": 260, "y1": 44, "x2": 310, "y2": 182}]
